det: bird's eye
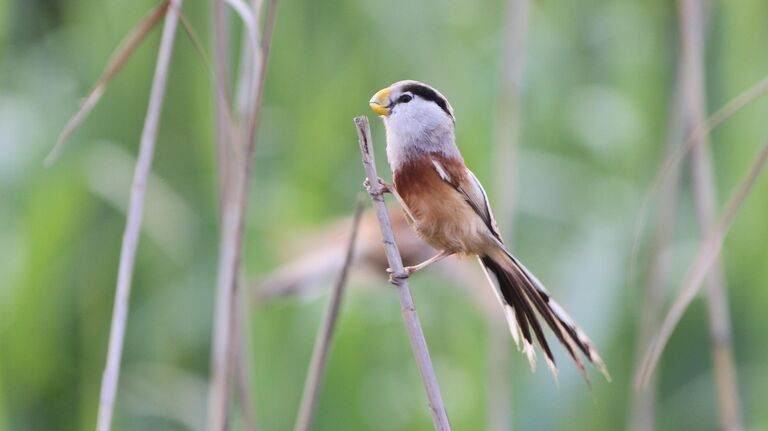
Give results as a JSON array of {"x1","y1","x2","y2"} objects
[{"x1": 397, "y1": 94, "x2": 413, "y2": 104}]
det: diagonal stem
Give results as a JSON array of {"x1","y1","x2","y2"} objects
[
  {"x1": 293, "y1": 198, "x2": 365, "y2": 431},
  {"x1": 629, "y1": 62, "x2": 686, "y2": 431},
  {"x1": 636, "y1": 139, "x2": 768, "y2": 401},
  {"x1": 95, "y1": 1, "x2": 183, "y2": 430},
  {"x1": 354, "y1": 116, "x2": 452, "y2": 431}
]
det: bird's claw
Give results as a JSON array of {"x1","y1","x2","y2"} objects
[
  {"x1": 388, "y1": 270, "x2": 410, "y2": 283},
  {"x1": 386, "y1": 266, "x2": 412, "y2": 283},
  {"x1": 363, "y1": 177, "x2": 392, "y2": 195}
]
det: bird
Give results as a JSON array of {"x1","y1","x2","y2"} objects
[{"x1": 367, "y1": 80, "x2": 609, "y2": 383}]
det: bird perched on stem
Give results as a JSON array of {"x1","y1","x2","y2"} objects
[{"x1": 367, "y1": 80, "x2": 610, "y2": 383}]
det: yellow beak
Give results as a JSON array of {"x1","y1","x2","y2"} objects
[{"x1": 369, "y1": 87, "x2": 391, "y2": 116}]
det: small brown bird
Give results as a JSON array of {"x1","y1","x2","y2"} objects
[{"x1": 369, "y1": 80, "x2": 609, "y2": 381}]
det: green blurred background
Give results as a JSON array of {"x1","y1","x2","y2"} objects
[{"x1": 2, "y1": 0, "x2": 768, "y2": 429}]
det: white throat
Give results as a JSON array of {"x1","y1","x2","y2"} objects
[{"x1": 382, "y1": 104, "x2": 460, "y2": 170}]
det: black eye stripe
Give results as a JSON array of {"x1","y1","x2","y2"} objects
[{"x1": 399, "y1": 83, "x2": 452, "y2": 118}]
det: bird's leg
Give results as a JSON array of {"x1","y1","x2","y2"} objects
[
  {"x1": 363, "y1": 177, "x2": 417, "y2": 223},
  {"x1": 388, "y1": 250, "x2": 454, "y2": 276},
  {"x1": 405, "y1": 250, "x2": 454, "y2": 274}
]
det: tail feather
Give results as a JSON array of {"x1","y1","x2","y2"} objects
[
  {"x1": 509, "y1": 251, "x2": 611, "y2": 381},
  {"x1": 509, "y1": 259, "x2": 590, "y2": 382},
  {"x1": 481, "y1": 256, "x2": 556, "y2": 376},
  {"x1": 503, "y1": 262, "x2": 558, "y2": 372},
  {"x1": 480, "y1": 250, "x2": 610, "y2": 384}
]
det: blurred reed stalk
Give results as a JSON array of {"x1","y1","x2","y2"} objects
[
  {"x1": 212, "y1": 0, "x2": 232, "y2": 212},
  {"x1": 489, "y1": 0, "x2": 528, "y2": 428},
  {"x1": 677, "y1": 0, "x2": 743, "y2": 429},
  {"x1": 293, "y1": 198, "x2": 365, "y2": 431},
  {"x1": 629, "y1": 75, "x2": 768, "y2": 371},
  {"x1": 628, "y1": 77, "x2": 768, "y2": 293},
  {"x1": 628, "y1": 67, "x2": 685, "y2": 431},
  {"x1": 637, "y1": 140, "x2": 768, "y2": 393},
  {"x1": 46, "y1": 1, "x2": 171, "y2": 165},
  {"x1": 95, "y1": 1, "x2": 183, "y2": 430},
  {"x1": 209, "y1": 4, "x2": 259, "y2": 426},
  {"x1": 208, "y1": 0, "x2": 278, "y2": 429},
  {"x1": 354, "y1": 116, "x2": 452, "y2": 431},
  {"x1": 232, "y1": 282, "x2": 258, "y2": 431}
]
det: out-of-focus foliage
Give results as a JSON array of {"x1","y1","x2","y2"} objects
[{"x1": 1, "y1": 0, "x2": 767, "y2": 430}]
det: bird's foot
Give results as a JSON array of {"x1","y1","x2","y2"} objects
[
  {"x1": 386, "y1": 266, "x2": 414, "y2": 283},
  {"x1": 388, "y1": 270, "x2": 410, "y2": 283},
  {"x1": 363, "y1": 177, "x2": 392, "y2": 196}
]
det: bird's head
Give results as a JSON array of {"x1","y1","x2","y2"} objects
[{"x1": 369, "y1": 80, "x2": 455, "y2": 136}]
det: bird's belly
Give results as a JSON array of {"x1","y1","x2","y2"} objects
[{"x1": 406, "y1": 190, "x2": 491, "y2": 255}]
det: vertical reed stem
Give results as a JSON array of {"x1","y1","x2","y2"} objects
[
  {"x1": 208, "y1": 1, "x2": 278, "y2": 429},
  {"x1": 629, "y1": 67, "x2": 685, "y2": 431},
  {"x1": 489, "y1": 0, "x2": 528, "y2": 428},
  {"x1": 677, "y1": 1, "x2": 743, "y2": 429}
]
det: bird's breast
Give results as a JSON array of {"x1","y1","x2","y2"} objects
[{"x1": 393, "y1": 155, "x2": 490, "y2": 254}]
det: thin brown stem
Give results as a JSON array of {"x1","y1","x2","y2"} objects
[
  {"x1": 629, "y1": 63, "x2": 686, "y2": 431},
  {"x1": 207, "y1": 0, "x2": 237, "y2": 427},
  {"x1": 233, "y1": 283, "x2": 258, "y2": 431},
  {"x1": 213, "y1": 0, "x2": 232, "y2": 210},
  {"x1": 637, "y1": 138, "x2": 768, "y2": 392},
  {"x1": 208, "y1": 182, "x2": 245, "y2": 431},
  {"x1": 46, "y1": 1, "x2": 170, "y2": 165},
  {"x1": 493, "y1": 0, "x2": 527, "y2": 233},
  {"x1": 95, "y1": 1, "x2": 183, "y2": 430},
  {"x1": 293, "y1": 197, "x2": 365, "y2": 431},
  {"x1": 244, "y1": 0, "x2": 278, "y2": 150},
  {"x1": 354, "y1": 116, "x2": 452, "y2": 431},
  {"x1": 489, "y1": 0, "x2": 528, "y2": 427},
  {"x1": 628, "y1": 75, "x2": 768, "y2": 292},
  {"x1": 676, "y1": 1, "x2": 742, "y2": 429},
  {"x1": 486, "y1": 320, "x2": 512, "y2": 431}
]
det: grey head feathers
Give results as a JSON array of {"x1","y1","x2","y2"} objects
[
  {"x1": 381, "y1": 81, "x2": 460, "y2": 169},
  {"x1": 387, "y1": 80, "x2": 455, "y2": 121}
]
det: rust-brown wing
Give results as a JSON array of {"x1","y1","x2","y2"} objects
[{"x1": 429, "y1": 154, "x2": 503, "y2": 243}]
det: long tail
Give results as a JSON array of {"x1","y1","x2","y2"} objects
[{"x1": 479, "y1": 248, "x2": 610, "y2": 384}]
